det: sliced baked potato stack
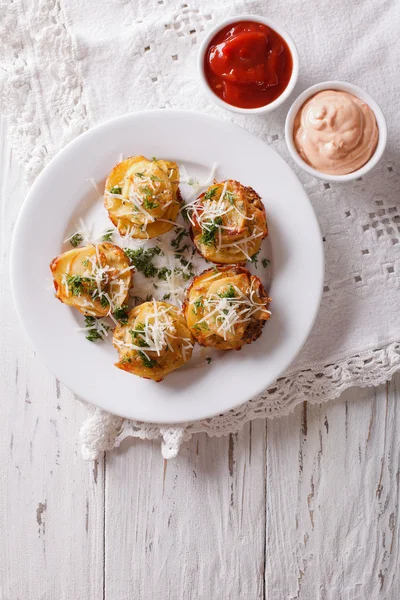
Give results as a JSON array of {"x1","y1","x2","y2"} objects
[
  {"x1": 113, "y1": 300, "x2": 194, "y2": 381},
  {"x1": 50, "y1": 242, "x2": 132, "y2": 317},
  {"x1": 186, "y1": 180, "x2": 268, "y2": 264},
  {"x1": 183, "y1": 266, "x2": 271, "y2": 351},
  {"x1": 104, "y1": 155, "x2": 181, "y2": 239}
]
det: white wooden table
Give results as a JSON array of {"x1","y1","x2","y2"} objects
[{"x1": 2, "y1": 120, "x2": 400, "y2": 599}]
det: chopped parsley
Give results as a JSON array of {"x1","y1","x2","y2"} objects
[
  {"x1": 181, "y1": 202, "x2": 190, "y2": 223},
  {"x1": 138, "y1": 350, "x2": 157, "y2": 368},
  {"x1": 193, "y1": 321, "x2": 209, "y2": 331},
  {"x1": 158, "y1": 267, "x2": 172, "y2": 281},
  {"x1": 84, "y1": 316, "x2": 109, "y2": 343},
  {"x1": 218, "y1": 284, "x2": 236, "y2": 299},
  {"x1": 225, "y1": 191, "x2": 236, "y2": 205},
  {"x1": 204, "y1": 186, "x2": 218, "y2": 200},
  {"x1": 250, "y1": 251, "x2": 260, "y2": 268},
  {"x1": 193, "y1": 296, "x2": 204, "y2": 314},
  {"x1": 151, "y1": 156, "x2": 158, "y2": 162},
  {"x1": 171, "y1": 228, "x2": 190, "y2": 253},
  {"x1": 82, "y1": 259, "x2": 89, "y2": 267},
  {"x1": 112, "y1": 304, "x2": 129, "y2": 324},
  {"x1": 206, "y1": 357, "x2": 212, "y2": 364},
  {"x1": 181, "y1": 269, "x2": 193, "y2": 282},
  {"x1": 262, "y1": 258, "x2": 271, "y2": 268},
  {"x1": 150, "y1": 175, "x2": 162, "y2": 182},
  {"x1": 135, "y1": 172, "x2": 145, "y2": 179},
  {"x1": 100, "y1": 295, "x2": 110, "y2": 309},
  {"x1": 143, "y1": 198, "x2": 159, "y2": 210},
  {"x1": 102, "y1": 229, "x2": 114, "y2": 242},
  {"x1": 66, "y1": 274, "x2": 94, "y2": 296},
  {"x1": 124, "y1": 247, "x2": 161, "y2": 278},
  {"x1": 162, "y1": 293, "x2": 171, "y2": 301},
  {"x1": 200, "y1": 216, "x2": 223, "y2": 246},
  {"x1": 70, "y1": 232, "x2": 83, "y2": 248},
  {"x1": 130, "y1": 323, "x2": 149, "y2": 348},
  {"x1": 110, "y1": 186, "x2": 122, "y2": 194}
]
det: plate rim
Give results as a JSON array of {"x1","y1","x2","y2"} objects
[{"x1": 10, "y1": 109, "x2": 325, "y2": 424}]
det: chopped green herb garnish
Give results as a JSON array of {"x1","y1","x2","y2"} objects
[
  {"x1": 171, "y1": 228, "x2": 189, "y2": 252},
  {"x1": 200, "y1": 216, "x2": 223, "y2": 246},
  {"x1": 262, "y1": 258, "x2": 271, "y2": 268},
  {"x1": 194, "y1": 321, "x2": 209, "y2": 331},
  {"x1": 150, "y1": 175, "x2": 162, "y2": 182},
  {"x1": 113, "y1": 304, "x2": 129, "y2": 324},
  {"x1": 70, "y1": 232, "x2": 83, "y2": 248},
  {"x1": 158, "y1": 267, "x2": 171, "y2": 281},
  {"x1": 206, "y1": 357, "x2": 212, "y2": 364},
  {"x1": 181, "y1": 203, "x2": 190, "y2": 223},
  {"x1": 204, "y1": 186, "x2": 218, "y2": 200},
  {"x1": 193, "y1": 296, "x2": 204, "y2": 314},
  {"x1": 218, "y1": 284, "x2": 236, "y2": 299},
  {"x1": 84, "y1": 316, "x2": 96, "y2": 326},
  {"x1": 124, "y1": 247, "x2": 160, "y2": 278},
  {"x1": 86, "y1": 329, "x2": 103, "y2": 342},
  {"x1": 225, "y1": 191, "x2": 236, "y2": 205},
  {"x1": 66, "y1": 274, "x2": 94, "y2": 296},
  {"x1": 143, "y1": 198, "x2": 159, "y2": 210},
  {"x1": 135, "y1": 172, "x2": 145, "y2": 179},
  {"x1": 130, "y1": 323, "x2": 149, "y2": 348},
  {"x1": 152, "y1": 156, "x2": 158, "y2": 162},
  {"x1": 162, "y1": 293, "x2": 171, "y2": 301},
  {"x1": 82, "y1": 259, "x2": 89, "y2": 267},
  {"x1": 84, "y1": 316, "x2": 109, "y2": 343},
  {"x1": 138, "y1": 350, "x2": 157, "y2": 368},
  {"x1": 110, "y1": 186, "x2": 122, "y2": 194},
  {"x1": 100, "y1": 295, "x2": 110, "y2": 309},
  {"x1": 250, "y1": 251, "x2": 260, "y2": 268},
  {"x1": 102, "y1": 229, "x2": 114, "y2": 242},
  {"x1": 181, "y1": 269, "x2": 193, "y2": 281},
  {"x1": 140, "y1": 186, "x2": 153, "y2": 198}
]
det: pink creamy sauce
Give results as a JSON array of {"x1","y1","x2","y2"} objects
[{"x1": 294, "y1": 90, "x2": 378, "y2": 175}]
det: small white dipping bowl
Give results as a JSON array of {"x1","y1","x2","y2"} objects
[
  {"x1": 285, "y1": 81, "x2": 387, "y2": 182},
  {"x1": 198, "y1": 15, "x2": 299, "y2": 115}
]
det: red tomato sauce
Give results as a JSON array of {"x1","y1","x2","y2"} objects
[{"x1": 204, "y1": 21, "x2": 293, "y2": 109}]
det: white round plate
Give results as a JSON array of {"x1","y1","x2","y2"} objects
[{"x1": 11, "y1": 110, "x2": 324, "y2": 424}]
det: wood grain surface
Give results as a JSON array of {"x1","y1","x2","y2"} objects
[{"x1": 1, "y1": 119, "x2": 399, "y2": 599}]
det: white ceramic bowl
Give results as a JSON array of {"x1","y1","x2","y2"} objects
[
  {"x1": 285, "y1": 81, "x2": 387, "y2": 182},
  {"x1": 198, "y1": 15, "x2": 299, "y2": 115}
]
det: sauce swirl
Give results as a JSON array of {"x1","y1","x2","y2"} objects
[{"x1": 204, "y1": 21, "x2": 293, "y2": 109}]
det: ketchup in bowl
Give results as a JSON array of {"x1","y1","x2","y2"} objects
[{"x1": 204, "y1": 21, "x2": 293, "y2": 109}]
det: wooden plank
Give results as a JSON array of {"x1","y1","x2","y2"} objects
[
  {"x1": 104, "y1": 420, "x2": 266, "y2": 599},
  {"x1": 0, "y1": 119, "x2": 104, "y2": 599},
  {"x1": 265, "y1": 374, "x2": 400, "y2": 600}
]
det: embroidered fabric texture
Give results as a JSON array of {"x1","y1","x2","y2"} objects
[{"x1": 3, "y1": 0, "x2": 400, "y2": 459}]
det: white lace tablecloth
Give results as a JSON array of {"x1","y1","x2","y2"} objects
[{"x1": 3, "y1": 0, "x2": 400, "y2": 459}]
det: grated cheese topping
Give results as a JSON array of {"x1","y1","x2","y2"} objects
[
  {"x1": 197, "y1": 278, "x2": 270, "y2": 340},
  {"x1": 116, "y1": 300, "x2": 193, "y2": 360}
]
